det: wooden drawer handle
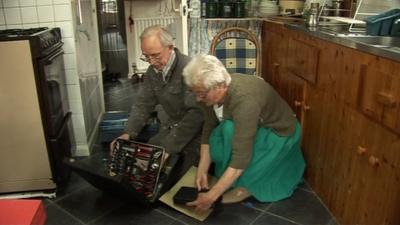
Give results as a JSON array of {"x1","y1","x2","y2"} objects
[
  {"x1": 303, "y1": 105, "x2": 311, "y2": 111},
  {"x1": 376, "y1": 92, "x2": 396, "y2": 107},
  {"x1": 369, "y1": 155, "x2": 380, "y2": 167},
  {"x1": 273, "y1": 62, "x2": 280, "y2": 68},
  {"x1": 357, "y1": 146, "x2": 367, "y2": 155}
]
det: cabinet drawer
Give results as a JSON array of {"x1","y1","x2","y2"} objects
[
  {"x1": 287, "y1": 38, "x2": 320, "y2": 84},
  {"x1": 358, "y1": 64, "x2": 400, "y2": 134}
]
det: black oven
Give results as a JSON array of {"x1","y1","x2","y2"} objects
[
  {"x1": 0, "y1": 27, "x2": 72, "y2": 187},
  {"x1": 38, "y1": 45, "x2": 68, "y2": 137}
]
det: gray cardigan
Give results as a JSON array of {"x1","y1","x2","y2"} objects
[
  {"x1": 125, "y1": 48, "x2": 203, "y2": 154},
  {"x1": 201, "y1": 73, "x2": 297, "y2": 169}
]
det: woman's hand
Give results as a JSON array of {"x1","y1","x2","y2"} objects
[
  {"x1": 186, "y1": 191, "x2": 219, "y2": 211},
  {"x1": 195, "y1": 171, "x2": 209, "y2": 191}
]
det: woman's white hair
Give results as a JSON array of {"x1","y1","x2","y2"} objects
[
  {"x1": 183, "y1": 54, "x2": 231, "y2": 90},
  {"x1": 140, "y1": 25, "x2": 174, "y2": 47}
]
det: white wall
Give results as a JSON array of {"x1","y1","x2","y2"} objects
[{"x1": 0, "y1": 0, "x2": 104, "y2": 156}]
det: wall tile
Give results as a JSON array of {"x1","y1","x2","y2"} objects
[
  {"x1": 66, "y1": 84, "x2": 82, "y2": 100},
  {"x1": 0, "y1": 25, "x2": 6, "y2": 29},
  {"x1": 39, "y1": 22, "x2": 55, "y2": 28},
  {"x1": 3, "y1": 0, "x2": 20, "y2": 8},
  {"x1": 37, "y1": 5, "x2": 54, "y2": 22},
  {"x1": 54, "y1": 4, "x2": 72, "y2": 21},
  {"x1": 62, "y1": 37, "x2": 75, "y2": 54},
  {"x1": 4, "y1": 8, "x2": 21, "y2": 24},
  {"x1": 36, "y1": 0, "x2": 52, "y2": 6},
  {"x1": 20, "y1": 0, "x2": 36, "y2": 7},
  {"x1": 23, "y1": 23, "x2": 39, "y2": 29},
  {"x1": 65, "y1": 68, "x2": 79, "y2": 84},
  {"x1": 63, "y1": 53, "x2": 77, "y2": 69},
  {"x1": 0, "y1": 10, "x2": 5, "y2": 25},
  {"x1": 69, "y1": 99, "x2": 84, "y2": 113},
  {"x1": 6, "y1": 24, "x2": 23, "y2": 29},
  {"x1": 55, "y1": 21, "x2": 73, "y2": 37},
  {"x1": 53, "y1": 0, "x2": 70, "y2": 4},
  {"x1": 71, "y1": 114, "x2": 87, "y2": 143},
  {"x1": 21, "y1": 7, "x2": 38, "y2": 23},
  {"x1": 72, "y1": 128, "x2": 87, "y2": 144}
]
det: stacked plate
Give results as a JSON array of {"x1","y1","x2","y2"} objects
[{"x1": 259, "y1": 0, "x2": 279, "y2": 17}]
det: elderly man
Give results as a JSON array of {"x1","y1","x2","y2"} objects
[{"x1": 111, "y1": 25, "x2": 203, "y2": 175}]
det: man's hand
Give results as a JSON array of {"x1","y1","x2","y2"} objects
[{"x1": 109, "y1": 133, "x2": 130, "y2": 155}]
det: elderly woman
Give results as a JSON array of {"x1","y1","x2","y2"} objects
[{"x1": 182, "y1": 54, "x2": 305, "y2": 210}]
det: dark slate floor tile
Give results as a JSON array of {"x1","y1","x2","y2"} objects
[
  {"x1": 55, "y1": 185, "x2": 128, "y2": 223},
  {"x1": 45, "y1": 203, "x2": 85, "y2": 225},
  {"x1": 326, "y1": 218, "x2": 339, "y2": 225},
  {"x1": 177, "y1": 203, "x2": 261, "y2": 225},
  {"x1": 89, "y1": 202, "x2": 176, "y2": 225},
  {"x1": 170, "y1": 220, "x2": 189, "y2": 225},
  {"x1": 52, "y1": 171, "x2": 91, "y2": 201},
  {"x1": 298, "y1": 181, "x2": 313, "y2": 193},
  {"x1": 252, "y1": 213, "x2": 299, "y2": 225},
  {"x1": 267, "y1": 189, "x2": 332, "y2": 225},
  {"x1": 240, "y1": 196, "x2": 272, "y2": 211}
]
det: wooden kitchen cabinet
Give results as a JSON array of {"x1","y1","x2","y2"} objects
[
  {"x1": 262, "y1": 22, "x2": 287, "y2": 91},
  {"x1": 287, "y1": 37, "x2": 320, "y2": 84},
  {"x1": 262, "y1": 22, "x2": 308, "y2": 125},
  {"x1": 358, "y1": 62, "x2": 400, "y2": 134},
  {"x1": 262, "y1": 20, "x2": 400, "y2": 225}
]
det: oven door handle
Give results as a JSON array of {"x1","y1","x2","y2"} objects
[{"x1": 46, "y1": 49, "x2": 64, "y2": 65}]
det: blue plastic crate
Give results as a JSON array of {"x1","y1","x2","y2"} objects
[
  {"x1": 99, "y1": 111, "x2": 129, "y2": 143},
  {"x1": 100, "y1": 129, "x2": 125, "y2": 143},
  {"x1": 100, "y1": 111, "x2": 128, "y2": 129},
  {"x1": 365, "y1": 9, "x2": 400, "y2": 36}
]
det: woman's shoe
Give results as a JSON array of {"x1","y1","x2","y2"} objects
[{"x1": 221, "y1": 187, "x2": 251, "y2": 204}]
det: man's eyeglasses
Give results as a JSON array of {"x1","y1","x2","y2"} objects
[
  {"x1": 139, "y1": 52, "x2": 163, "y2": 62},
  {"x1": 140, "y1": 45, "x2": 173, "y2": 62}
]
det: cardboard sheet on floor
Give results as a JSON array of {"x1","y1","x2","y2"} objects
[{"x1": 159, "y1": 166, "x2": 217, "y2": 221}]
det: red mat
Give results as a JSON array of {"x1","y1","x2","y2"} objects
[{"x1": 0, "y1": 199, "x2": 46, "y2": 225}]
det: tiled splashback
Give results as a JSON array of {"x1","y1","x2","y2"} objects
[{"x1": 0, "y1": 0, "x2": 103, "y2": 156}]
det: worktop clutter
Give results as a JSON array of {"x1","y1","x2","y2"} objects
[{"x1": 190, "y1": 0, "x2": 305, "y2": 18}]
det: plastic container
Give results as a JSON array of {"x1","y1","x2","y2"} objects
[
  {"x1": 190, "y1": 0, "x2": 201, "y2": 18},
  {"x1": 365, "y1": 9, "x2": 400, "y2": 36},
  {"x1": 391, "y1": 20, "x2": 400, "y2": 36},
  {"x1": 99, "y1": 111, "x2": 129, "y2": 143}
]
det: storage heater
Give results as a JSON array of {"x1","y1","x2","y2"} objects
[{"x1": 133, "y1": 16, "x2": 180, "y2": 73}]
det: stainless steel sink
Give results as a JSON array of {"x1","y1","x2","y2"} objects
[{"x1": 344, "y1": 36, "x2": 400, "y2": 48}]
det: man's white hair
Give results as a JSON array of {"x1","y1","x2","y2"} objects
[
  {"x1": 182, "y1": 54, "x2": 231, "y2": 90},
  {"x1": 140, "y1": 25, "x2": 174, "y2": 47}
]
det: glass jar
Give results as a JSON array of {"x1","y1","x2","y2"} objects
[
  {"x1": 234, "y1": 1, "x2": 246, "y2": 18},
  {"x1": 219, "y1": 0, "x2": 233, "y2": 18},
  {"x1": 206, "y1": 0, "x2": 218, "y2": 18}
]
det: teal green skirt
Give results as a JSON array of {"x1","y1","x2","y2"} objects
[{"x1": 209, "y1": 120, "x2": 305, "y2": 202}]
